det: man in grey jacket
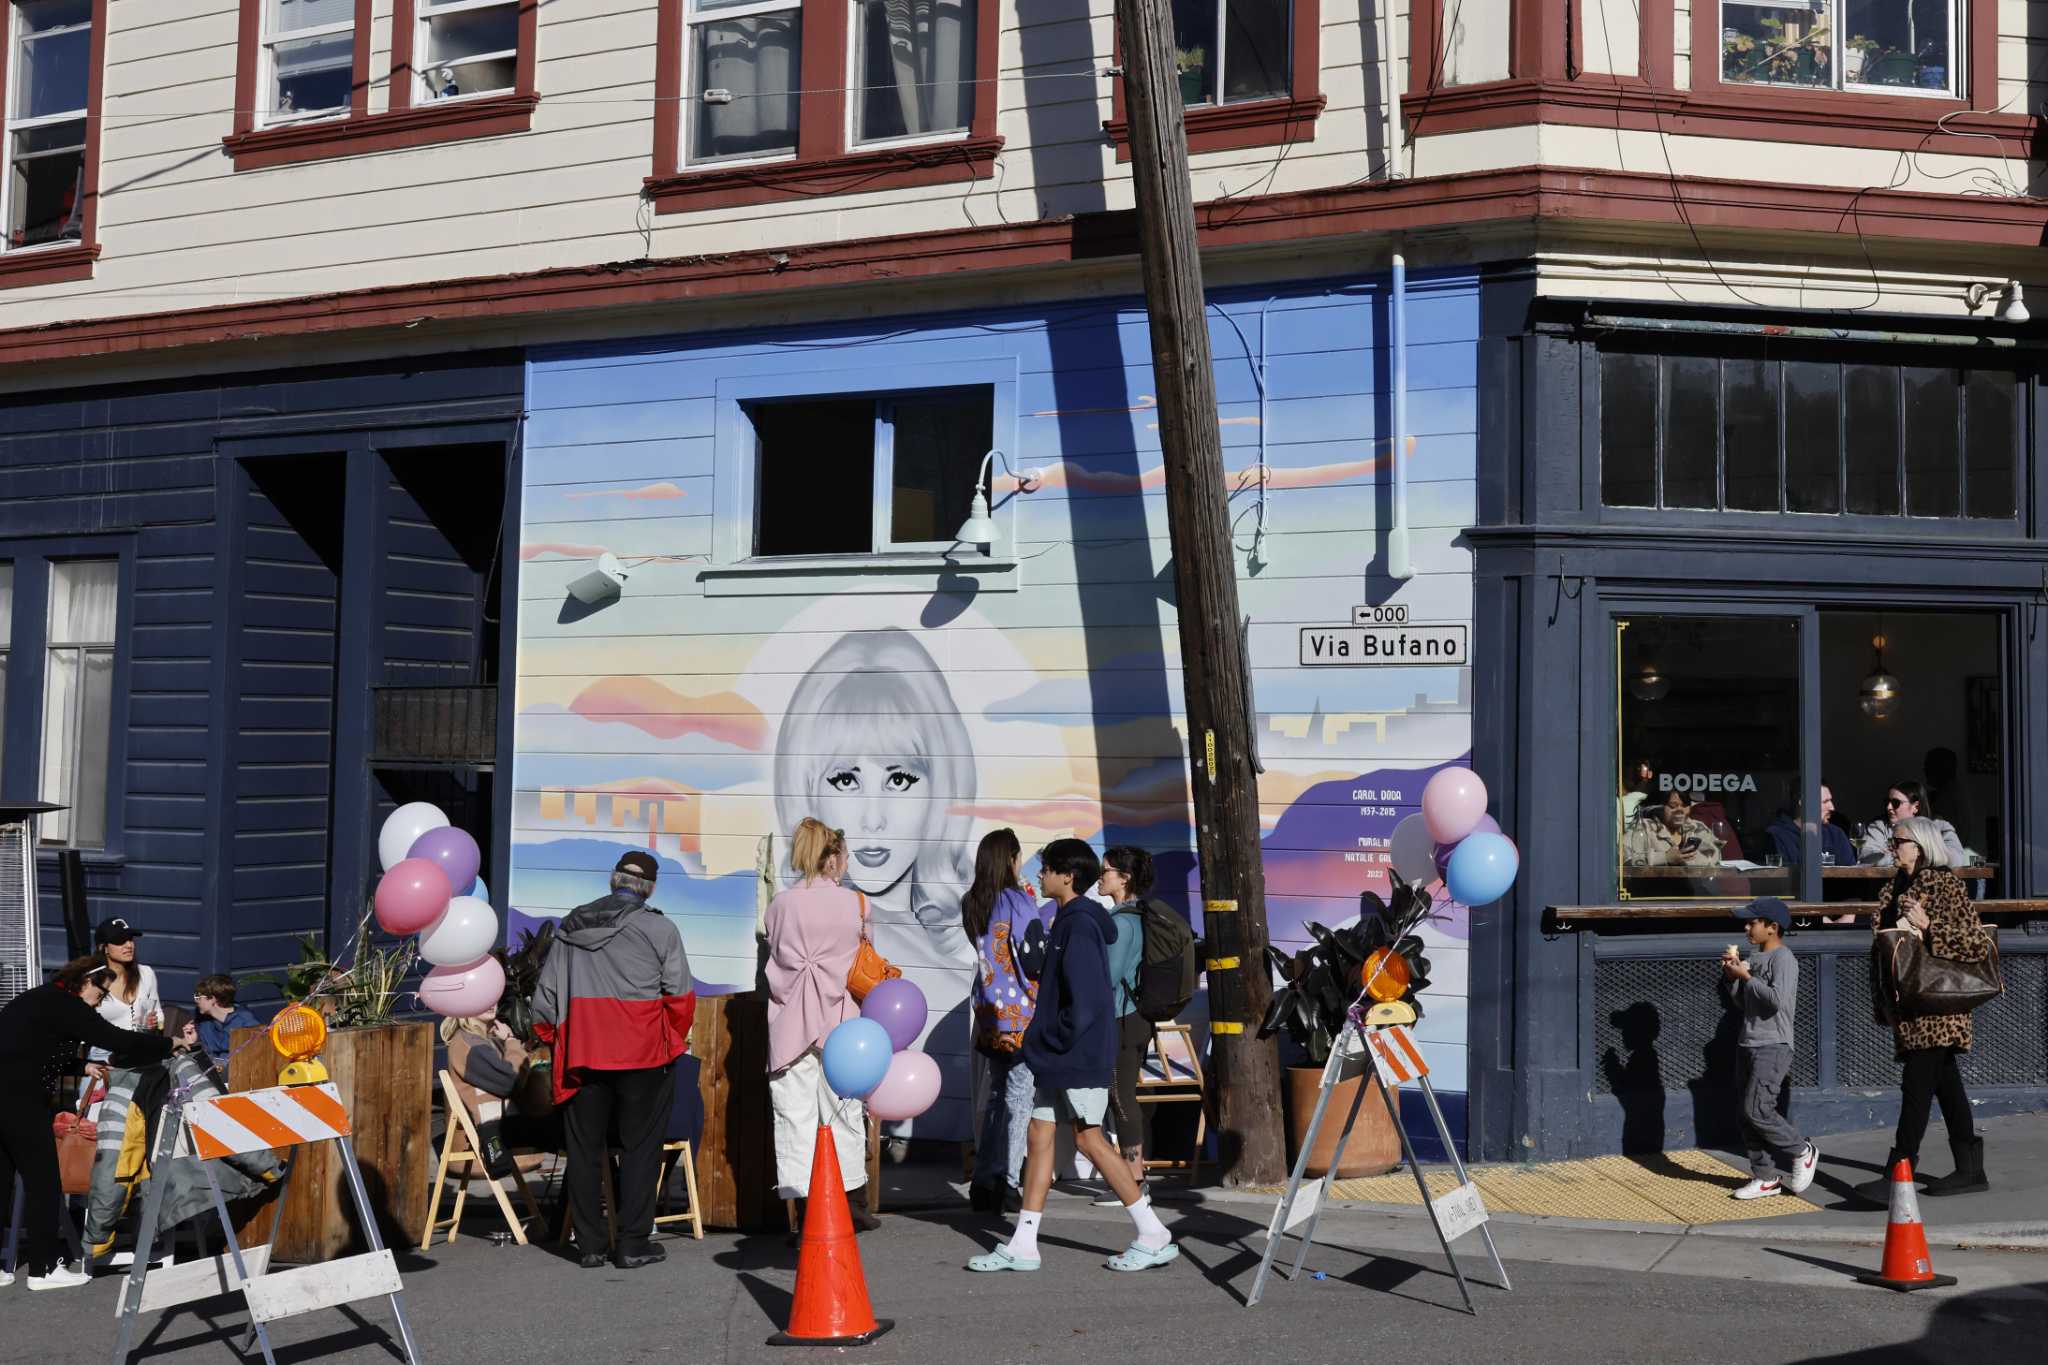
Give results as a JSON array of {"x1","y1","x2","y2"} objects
[
  {"x1": 533, "y1": 850, "x2": 695, "y2": 1269},
  {"x1": 1722, "y1": 897, "x2": 1818, "y2": 1201}
]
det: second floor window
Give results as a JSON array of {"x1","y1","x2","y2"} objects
[
  {"x1": 852, "y1": 0, "x2": 975, "y2": 144},
  {"x1": 688, "y1": 0, "x2": 802, "y2": 163},
  {"x1": 1720, "y1": 0, "x2": 1959, "y2": 98},
  {"x1": 262, "y1": 0, "x2": 356, "y2": 124},
  {"x1": 1174, "y1": 0, "x2": 1291, "y2": 106},
  {"x1": 5, "y1": 0, "x2": 90, "y2": 250},
  {"x1": 415, "y1": 0, "x2": 521, "y2": 102}
]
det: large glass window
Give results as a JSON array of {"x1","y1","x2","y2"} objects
[
  {"x1": 1599, "y1": 347, "x2": 2018, "y2": 522},
  {"x1": 4, "y1": 0, "x2": 90, "y2": 251},
  {"x1": 1720, "y1": 0, "x2": 1959, "y2": 98},
  {"x1": 852, "y1": 0, "x2": 975, "y2": 146},
  {"x1": 416, "y1": 0, "x2": 520, "y2": 102},
  {"x1": 1618, "y1": 616, "x2": 1801, "y2": 899},
  {"x1": 39, "y1": 558, "x2": 116, "y2": 849},
  {"x1": 1173, "y1": 0, "x2": 1291, "y2": 107},
  {"x1": 687, "y1": 0, "x2": 802, "y2": 164},
  {"x1": 262, "y1": 0, "x2": 355, "y2": 125}
]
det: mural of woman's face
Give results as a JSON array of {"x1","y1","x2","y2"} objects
[{"x1": 817, "y1": 753, "x2": 932, "y2": 895}]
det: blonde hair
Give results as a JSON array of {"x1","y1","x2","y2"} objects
[
  {"x1": 773, "y1": 628, "x2": 976, "y2": 905},
  {"x1": 437, "y1": 1014, "x2": 492, "y2": 1044},
  {"x1": 789, "y1": 817, "x2": 845, "y2": 881},
  {"x1": 1894, "y1": 816, "x2": 1954, "y2": 869}
]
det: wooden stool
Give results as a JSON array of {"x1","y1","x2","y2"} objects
[
  {"x1": 421, "y1": 1071, "x2": 547, "y2": 1249},
  {"x1": 1136, "y1": 1023, "x2": 1206, "y2": 1184},
  {"x1": 559, "y1": 1140, "x2": 705, "y2": 1248}
]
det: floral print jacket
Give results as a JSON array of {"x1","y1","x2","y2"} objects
[
  {"x1": 974, "y1": 888, "x2": 1046, "y2": 1054},
  {"x1": 1874, "y1": 867, "x2": 1992, "y2": 1056}
]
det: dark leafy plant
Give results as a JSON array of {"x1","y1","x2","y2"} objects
[
  {"x1": 1257, "y1": 872, "x2": 1438, "y2": 1064},
  {"x1": 494, "y1": 920, "x2": 555, "y2": 1045}
]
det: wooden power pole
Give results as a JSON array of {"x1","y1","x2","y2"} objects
[{"x1": 1114, "y1": 0, "x2": 1285, "y2": 1185}]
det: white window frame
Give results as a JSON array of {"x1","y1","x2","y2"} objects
[
  {"x1": 415, "y1": 0, "x2": 520, "y2": 105},
  {"x1": 844, "y1": 0, "x2": 975, "y2": 152},
  {"x1": 258, "y1": 0, "x2": 356, "y2": 128},
  {"x1": 38, "y1": 558, "x2": 117, "y2": 851},
  {"x1": 1717, "y1": 0, "x2": 1964, "y2": 99},
  {"x1": 1183, "y1": 0, "x2": 1295, "y2": 108},
  {"x1": 683, "y1": 0, "x2": 802, "y2": 169},
  {"x1": 2, "y1": 0, "x2": 91, "y2": 254}
]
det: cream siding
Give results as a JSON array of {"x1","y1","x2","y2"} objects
[{"x1": 1582, "y1": 0, "x2": 1642, "y2": 78}]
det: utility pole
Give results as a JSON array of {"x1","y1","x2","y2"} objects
[{"x1": 1114, "y1": 0, "x2": 1285, "y2": 1185}]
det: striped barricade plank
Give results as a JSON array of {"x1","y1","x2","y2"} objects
[
  {"x1": 185, "y1": 1083, "x2": 352, "y2": 1160},
  {"x1": 1365, "y1": 1025, "x2": 1429, "y2": 1088}
]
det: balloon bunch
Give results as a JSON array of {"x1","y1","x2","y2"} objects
[
  {"x1": 371, "y1": 802, "x2": 504, "y2": 1019},
  {"x1": 1259, "y1": 871, "x2": 1438, "y2": 1053},
  {"x1": 818, "y1": 978, "x2": 941, "y2": 1122},
  {"x1": 1388, "y1": 768, "x2": 1521, "y2": 910}
]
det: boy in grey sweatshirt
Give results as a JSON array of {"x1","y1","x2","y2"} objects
[{"x1": 1722, "y1": 897, "x2": 1819, "y2": 1200}]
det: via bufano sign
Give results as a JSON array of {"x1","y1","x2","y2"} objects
[{"x1": 1300, "y1": 624, "x2": 1468, "y2": 666}]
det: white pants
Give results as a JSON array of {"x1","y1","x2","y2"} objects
[{"x1": 770, "y1": 1051, "x2": 867, "y2": 1199}]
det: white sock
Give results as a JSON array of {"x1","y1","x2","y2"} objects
[
  {"x1": 1006, "y1": 1209, "x2": 1043, "y2": 1260},
  {"x1": 1126, "y1": 1194, "x2": 1170, "y2": 1249}
]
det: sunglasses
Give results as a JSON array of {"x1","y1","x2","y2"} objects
[
  {"x1": 1887, "y1": 837, "x2": 1919, "y2": 849},
  {"x1": 1885, "y1": 797, "x2": 1908, "y2": 809}
]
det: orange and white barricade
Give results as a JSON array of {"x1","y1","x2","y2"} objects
[{"x1": 110, "y1": 1082, "x2": 421, "y2": 1365}]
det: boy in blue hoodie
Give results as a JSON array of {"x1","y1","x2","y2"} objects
[{"x1": 968, "y1": 839, "x2": 1178, "y2": 1274}]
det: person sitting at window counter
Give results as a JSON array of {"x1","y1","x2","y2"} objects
[
  {"x1": 1765, "y1": 783, "x2": 1856, "y2": 868},
  {"x1": 1857, "y1": 781, "x2": 1967, "y2": 867},
  {"x1": 1625, "y1": 792, "x2": 1724, "y2": 867}
]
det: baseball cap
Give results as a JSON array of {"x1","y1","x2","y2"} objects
[
  {"x1": 1733, "y1": 897, "x2": 1790, "y2": 930},
  {"x1": 95, "y1": 917, "x2": 142, "y2": 945},
  {"x1": 614, "y1": 851, "x2": 659, "y2": 881}
]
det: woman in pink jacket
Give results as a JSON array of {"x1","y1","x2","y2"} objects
[{"x1": 764, "y1": 818, "x2": 876, "y2": 1230}]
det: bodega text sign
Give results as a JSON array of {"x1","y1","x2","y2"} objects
[{"x1": 1301, "y1": 624, "x2": 1468, "y2": 666}]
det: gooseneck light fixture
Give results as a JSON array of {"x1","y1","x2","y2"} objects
[{"x1": 955, "y1": 449, "x2": 1043, "y2": 547}]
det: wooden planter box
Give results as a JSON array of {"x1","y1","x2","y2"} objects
[
  {"x1": 688, "y1": 993, "x2": 778, "y2": 1232},
  {"x1": 228, "y1": 1020, "x2": 433, "y2": 1263}
]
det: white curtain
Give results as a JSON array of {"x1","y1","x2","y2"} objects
[
  {"x1": 40, "y1": 560, "x2": 117, "y2": 847},
  {"x1": 861, "y1": 0, "x2": 973, "y2": 141},
  {"x1": 697, "y1": 13, "x2": 801, "y2": 159},
  {"x1": 48, "y1": 558, "x2": 117, "y2": 645}
]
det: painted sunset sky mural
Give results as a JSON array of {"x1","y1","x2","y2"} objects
[{"x1": 511, "y1": 277, "x2": 1482, "y2": 1140}]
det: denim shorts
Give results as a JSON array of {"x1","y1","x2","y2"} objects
[{"x1": 1030, "y1": 1084, "x2": 1109, "y2": 1127}]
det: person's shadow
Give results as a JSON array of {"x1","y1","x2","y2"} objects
[
  {"x1": 1687, "y1": 982, "x2": 1749, "y2": 1151},
  {"x1": 1601, "y1": 1002, "x2": 1667, "y2": 1155}
]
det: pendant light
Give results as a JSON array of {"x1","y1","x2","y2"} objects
[
  {"x1": 1860, "y1": 630, "x2": 1902, "y2": 720},
  {"x1": 1628, "y1": 661, "x2": 1672, "y2": 702}
]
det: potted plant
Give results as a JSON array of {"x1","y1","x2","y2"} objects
[
  {"x1": 1176, "y1": 45, "x2": 1208, "y2": 106},
  {"x1": 231, "y1": 915, "x2": 435, "y2": 1262},
  {"x1": 1845, "y1": 34, "x2": 1879, "y2": 82}
]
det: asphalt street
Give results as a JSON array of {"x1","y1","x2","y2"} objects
[{"x1": 6, "y1": 1197, "x2": 2042, "y2": 1365}]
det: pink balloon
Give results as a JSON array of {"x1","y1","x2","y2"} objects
[
  {"x1": 418, "y1": 954, "x2": 505, "y2": 1019},
  {"x1": 1422, "y1": 768, "x2": 1489, "y2": 844},
  {"x1": 374, "y1": 858, "x2": 453, "y2": 936},
  {"x1": 865, "y1": 1048, "x2": 941, "y2": 1122}
]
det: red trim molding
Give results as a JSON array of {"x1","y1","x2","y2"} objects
[
  {"x1": 7, "y1": 165, "x2": 2045, "y2": 363},
  {"x1": 649, "y1": 0, "x2": 1002, "y2": 214},
  {"x1": 1106, "y1": 0, "x2": 1322, "y2": 159},
  {"x1": 229, "y1": 0, "x2": 538, "y2": 169},
  {"x1": 0, "y1": 0, "x2": 106, "y2": 289}
]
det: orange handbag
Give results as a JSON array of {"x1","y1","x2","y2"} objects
[
  {"x1": 53, "y1": 1086, "x2": 101, "y2": 1196},
  {"x1": 846, "y1": 892, "x2": 901, "y2": 1003}
]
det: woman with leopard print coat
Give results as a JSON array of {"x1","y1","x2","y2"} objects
[{"x1": 1857, "y1": 816, "x2": 1994, "y2": 1202}]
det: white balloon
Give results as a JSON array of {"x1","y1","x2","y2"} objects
[
  {"x1": 378, "y1": 802, "x2": 449, "y2": 871},
  {"x1": 418, "y1": 895, "x2": 499, "y2": 967},
  {"x1": 1389, "y1": 812, "x2": 1437, "y2": 884}
]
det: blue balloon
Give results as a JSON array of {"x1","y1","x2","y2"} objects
[
  {"x1": 468, "y1": 876, "x2": 489, "y2": 903},
  {"x1": 1445, "y1": 831, "x2": 1519, "y2": 907},
  {"x1": 821, "y1": 1017, "x2": 893, "y2": 1100}
]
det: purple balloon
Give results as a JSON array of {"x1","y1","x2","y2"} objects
[
  {"x1": 409, "y1": 826, "x2": 481, "y2": 897},
  {"x1": 859, "y1": 976, "x2": 928, "y2": 1053}
]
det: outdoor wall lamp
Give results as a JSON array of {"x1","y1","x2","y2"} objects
[
  {"x1": 1966, "y1": 280, "x2": 2029, "y2": 323},
  {"x1": 955, "y1": 449, "x2": 1043, "y2": 547}
]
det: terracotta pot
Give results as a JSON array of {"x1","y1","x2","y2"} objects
[{"x1": 1285, "y1": 1062, "x2": 1401, "y2": 1179}]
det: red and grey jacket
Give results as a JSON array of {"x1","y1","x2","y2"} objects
[{"x1": 532, "y1": 892, "x2": 694, "y2": 1102}]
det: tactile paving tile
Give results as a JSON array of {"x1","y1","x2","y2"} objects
[{"x1": 1295, "y1": 1148, "x2": 1818, "y2": 1225}]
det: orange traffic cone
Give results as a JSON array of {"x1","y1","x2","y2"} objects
[
  {"x1": 767, "y1": 1125, "x2": 894, "y2": 1347},
  {"x1": 1857, "y1": 1159, "x2": 1957, "y2": 1292}
]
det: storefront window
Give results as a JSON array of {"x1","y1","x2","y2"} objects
[{"x1": 1617, "y1": 615, "x2": 1800, "y2": 899}]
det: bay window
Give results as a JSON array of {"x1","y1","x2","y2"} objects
[
  {"x1": 4, "y1": 0, "x2": 89, "y2": 251},
  {"x1": 261, "y1": 0, "x2": 356, "y2": 125},
  {"x1": 412, "y1": 0, "x2": 521, "y2": 103},
  {"x1": 1720, "y1": 0, "x2": 1960, "y2": 97},
  {"x1": 38, "y1": 557, "x2": 115, "y2": 849}
]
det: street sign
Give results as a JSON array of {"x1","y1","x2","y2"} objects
[{"x1": 1300, "y1": 625, "x2": 1468, "y2": 666}]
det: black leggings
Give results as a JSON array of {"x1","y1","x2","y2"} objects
[
  {"x1": 1895, "y1": 1046, "x2": 1973, "y2": 1160},
  {"x1": 1110, "y1": 1013, "x2": 1153, "y2": 1157},
  {"x1": 0, "y1": 1078, "x2": 61, "y2": 1275}
]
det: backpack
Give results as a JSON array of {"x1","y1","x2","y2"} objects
[{"x1": 1130, "y1": 897, "x2": 1197, "y2": 1024}]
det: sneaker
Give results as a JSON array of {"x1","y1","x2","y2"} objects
[
  {"x1": 1, "y1": 1267, "x2": 13, "y2": 1288},
  {"x1": 1785, "y1": 1144, "x2": 1821, "y2": 1196},
  {"x1": 1732, "y1": 1178, "x2": 1782, "y2": 1201},
  {"x1": 28, "y1": 1265, "x2": 91, "y2": 1292}
]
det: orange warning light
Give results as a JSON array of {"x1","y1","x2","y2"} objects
[
  {"x1": 270, "y1": 1004, "x2": 327, "y2": 1063},
  {"x1": 1361, "y1": 947, "x2": 1413, "y2": 1003}
]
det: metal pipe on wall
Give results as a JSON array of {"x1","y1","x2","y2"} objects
[{"x1": 1388, "y1": 252, "x2": 1414, "y2": 580}]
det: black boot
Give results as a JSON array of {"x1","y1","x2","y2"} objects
[
  {"x1": 1922, "y1": 1136, "x2": 1989, "y2": 1197},
  {"x1": 1852, "y1": 1149, "x2": 1921, "y2": 1204}
]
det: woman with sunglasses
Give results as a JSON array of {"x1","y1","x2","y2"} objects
[
  {"x1": 1857, "y1": 782, "x2": 1966, "y2": 868},
  {"x1": 1858, "y1": 815, "x2": 1994, "y2": 1202}
]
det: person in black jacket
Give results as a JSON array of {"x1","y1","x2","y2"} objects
[{"x1": 0, "y1": 956, "x2": 172, "y2": 1290}]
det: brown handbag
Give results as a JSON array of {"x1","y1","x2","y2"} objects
[
  {"x1": 846, "y1": 891, "x2": 901, "y2": 1003},
  {"x1": 1871, "y1": 926, "x2": 2004, "y2": 1021},
  {"x1": 53, "y1": 1089, "x2": 100, "y2": 1196}
]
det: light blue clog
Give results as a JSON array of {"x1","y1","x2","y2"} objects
[
  {"x1": 1106, "y1": 1240, "x2": 1180, "y2": 1272},
  {"x1": 966, "y1": 1245, "x2": 1041, "y2": 1272}
]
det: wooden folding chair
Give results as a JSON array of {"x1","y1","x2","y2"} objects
[
  {"x1": 1136, "y1": 1022, "x2": 1207, "y2": 1184},
  {"x1": 652, "y1": 1140, "x2": 704, "y2": 1240},
  {"x1": 421, "y1": 1071, "x2": 547, "y2": 1249}
]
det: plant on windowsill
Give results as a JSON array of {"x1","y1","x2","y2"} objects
[
  {"x1": 1844, "y1": 34, "x2": 1880, "y2": 83},
  {"x1": 1176, "y1": 45, "x2": 1208, "y2": 105}
]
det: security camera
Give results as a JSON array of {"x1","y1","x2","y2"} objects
[{"x1": 567, "y1": 553, "x2": 629, "y2": 606}]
